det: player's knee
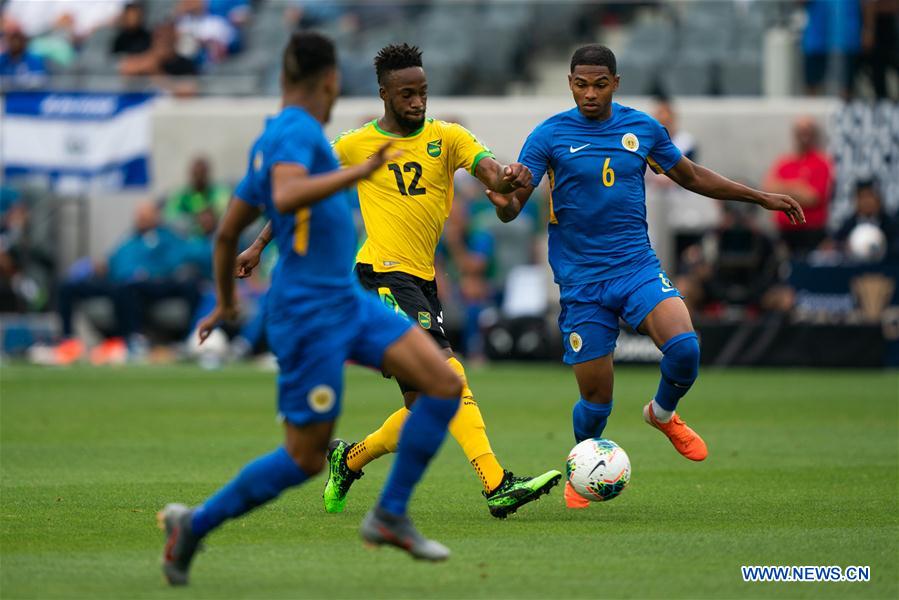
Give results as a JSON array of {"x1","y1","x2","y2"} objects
[
  {"x1": 661, "y1": 332, "x2": 700, "y2": 384},
  {"x1": 580, "y1": 388, "x2": 613, "y2": 405},
  {"x1": 577, "y1": 377, "x2": 613, "y2": 404},
  {"x1": 425, "y1": 366, "x2": 464, "y2": 399}
]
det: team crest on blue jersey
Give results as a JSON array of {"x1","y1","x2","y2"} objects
[
  {"x1": 621, "y1": 133, "x2": 639, "y2": 152},
  {"x1": 569, "y1": 332, "x2": 583, "y2": 352},
  {"x1": 427, "y1": 139, "x2": 442, "y2": 157},
  {"x1": 253, "y1": 150, "x2": 264, "y2": 171},
  {"x1": 308, "y1": 385, "x2": 336, "y2": 413},
  {"x1": 418, "y1": 311, "x2": 432, "y2": 329}
]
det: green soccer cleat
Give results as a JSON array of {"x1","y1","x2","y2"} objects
[
  {"x1": 484, "y1": 469, "x2": 563, "y2": 519},
  {"x1": 323, "y1": 439, "x2": 363, "y2": 514}
]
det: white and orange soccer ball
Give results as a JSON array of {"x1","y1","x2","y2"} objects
[{"x1": 566, "y1": 438, "x2": 631, "y2": 502}]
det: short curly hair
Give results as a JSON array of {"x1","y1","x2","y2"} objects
[
  {"x1": 374, "y1": 43, "x2": 423, "y2": 84},
  {"x1": 570, "y1": 44, "x2": 617, "y2": 75},
  {"x1": 282, "y1": 31, "x2": 336, "y2": 86}
]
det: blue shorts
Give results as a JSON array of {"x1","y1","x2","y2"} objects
[
  {"x1": 559, "y1": 263, "x2": 682, "y2": 364},
  {"x1": 266, "y1": 285, "x2": 413, "y2": 426}
]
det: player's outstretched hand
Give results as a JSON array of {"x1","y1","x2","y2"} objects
[
  {"x1": 363, "y1": 141, "x2": 402, "y2": 176},
  {"x1": 197, "y1": 304, "x2": 239, "y2": 344},
  {"x1": 502, "y1": 163, "x2": 532, "y2": 189},
  {"x1": 235, "y1": 245, "x2": 262, "y2": 278},
  {"x1": 758, "y1": 192, "x2": 806, "y2": 225}
]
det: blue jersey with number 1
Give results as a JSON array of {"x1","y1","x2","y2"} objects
[
  {"x1": 235, "y1": 106, "x2": 356, "y2": 318},
  {"x1": 518, "y1": 103, "x2": 683, "y2": 286}
]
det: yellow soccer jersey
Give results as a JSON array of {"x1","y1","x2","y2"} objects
[{"x1": 332, "y1": 118, "x2": 494, "y2": 280}]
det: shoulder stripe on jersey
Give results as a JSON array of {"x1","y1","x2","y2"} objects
[
  {"x1": 547, "y1": 167, "x2": 557, "y2": 224},
  {"x1": 647, "y1": 155, "x2": 665, "y2": 174},
  {"x1": 331, "y1": 121, "x2": 374, "y2": 145}
]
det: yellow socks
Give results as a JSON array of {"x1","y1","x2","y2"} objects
[
  {"x1": 445, "y1": 357, "x2": 505, "y2": 493},
  {"x1": 346, "y1": 407, "x2": 409, "y2": 473},
  {"x1": 345, "y1": 357, "x2": 505, "y2": 493}
]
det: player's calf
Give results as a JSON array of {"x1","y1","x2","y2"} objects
[{"x1": 652, "y1": 332, "x2": 700, "y2": 422}]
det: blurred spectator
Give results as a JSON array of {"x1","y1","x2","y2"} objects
[
  {"x1": 646, "y1": 97, "x2": 717, "y2": 268},
  {"x1": 860, "y1": 0, "x2": 899, "y2": 100},
  {"x1": 284, "y1": 2, "x2": 348, "y2": 30},
  {"x1": 119, "y1": 20, "x2": 198, "y2": 78},
  {"x1": 164, "y1": 156, "x2": 231, "y2": 235},
  {"x1": 826, "y1": 180, "x2": 899, "y2": 263},
  {"x1": 28, "y1": 13, "x2": 77, "y2": 68},
  {"x1": 174, "y1": 0, "x2": 236, "y2": 65},
  {"x1": 37, "y1": 201, "x2": 203, "y2": 365},
  {"x1": 763, "y1": 116, "x2": 834, "y2": 257},
  {"x1": 0, "y1": 190, "x2": 53, "y2": 312},
  {"x1": 207, "y1": 0, "x2": 250, "y2": 53},
  {"x1": 801, "y1": 0, "x2": 862, "y2": 97},
  {"x1": 676, "y1": 203, "x2": 781, "y2": 317},
  {"x1": 0, "y1": 21, "x2": 48, "y2": 88},
  {"x1": 110, "y1": 2, "x2": 152, "y2": 56},
  {"x1": 440, "y1": 183, "x2": 498, "y2": 360},
  {"x1": 3, "y1": 0, "x2": 123, "y2": 40}
]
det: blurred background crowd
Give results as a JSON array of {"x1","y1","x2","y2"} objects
[
  {"x1": 1, "y1": 0, "x2": 897, "y2": 97},
  {"x1": 1, "y1": 0, "x2": 897, "y2": 368}
]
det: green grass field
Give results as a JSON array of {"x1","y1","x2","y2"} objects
[{"x1": 1, "y1": 364, "x2": 897, "y2": 599}]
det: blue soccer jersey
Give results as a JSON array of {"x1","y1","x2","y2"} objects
[
  {"x1": 233, "y1": 105, "x2": 412, "y2": 425},
  {"x1": 518, "y1": 103, "x2": 683, "y2": 285},
  {"x1": 235, "y1": 106, "x2": 357, "y2": 316}
]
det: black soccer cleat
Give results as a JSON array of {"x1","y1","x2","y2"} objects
[{"x1": 483, "y1": 469, "x2": 563, "y2": 519}]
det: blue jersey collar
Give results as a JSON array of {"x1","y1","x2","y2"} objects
[{"x1": 571, "y1": 102, "x2": 618, "y2": 127}]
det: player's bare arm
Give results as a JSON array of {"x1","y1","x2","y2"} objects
[
  {"x1": 488, "y1": 186, "x2": 535, "y2": 223},
  {"x1": 197, "y1": 197, "x2": 261, "y2": 342},
  {"x1": 272, "y1": 141, "x2": 399, "y2": 213},
  {"x1": 235, "y1": 221, "x2": 272, "y2": 278},
  {"x1": 665, "y1": 156, "x2": 807, "y2": 225},
  {"x1": 474, "y1": 156, "x2": 532, "y2": 194}
]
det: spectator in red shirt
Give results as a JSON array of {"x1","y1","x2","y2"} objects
[{"x1": 763, "y1": 116, "x2": 834, "y2": 257}]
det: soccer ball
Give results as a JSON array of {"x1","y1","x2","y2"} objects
[
  {"x1": 847, "y1": 223, "x2": 887, "y2": 263},
  {"x1": 566, "y1": 438, "x2": 631, "y2": 502}
]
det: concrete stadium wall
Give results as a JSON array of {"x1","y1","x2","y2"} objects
[{"x1": 150, "y1": 96, "x2": 838, "y2": 195}]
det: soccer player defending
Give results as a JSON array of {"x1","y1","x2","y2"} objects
[
  {"x1": 158, "y1": 33, "x2": 463, "y2": 585},
  {"x1": 487, "y1": 45, "x2": 806, "y2": 509},
  {"x1": 238, "y1": 43, "x2": 561, "y2": 519}
]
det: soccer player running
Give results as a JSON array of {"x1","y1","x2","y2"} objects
[
  {"x1": 158, "y1": 33, "x2": 465, "y2": 585},
  {"x1": 487, "y1": 45, "x2": 806, "y2": 509},
  {"x1": 238, "y1": 43, "x2": 562, "y2": 519}
]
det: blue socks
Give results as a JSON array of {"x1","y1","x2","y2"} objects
[
  {"x1": 572, "y1": 397, "x2": 613, "y2": 443},
  {"x1": 379, "y1": 394, "x2": 459, "y2": 516},
  {"x1": 191, "y1": 446, "x2": 309, "y2": 537},
  {"x1": 654, "y1": 332, "x2": 700, "y2": 413}
]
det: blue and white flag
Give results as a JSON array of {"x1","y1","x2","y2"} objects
[{"x1": 1, "y1": 91, "x2": 155, "y2": 194}]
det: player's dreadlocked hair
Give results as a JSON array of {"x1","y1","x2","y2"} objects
[
  {"x1": 570, "y1": 44, "x2": 617, "y2": 75},
  {"x1": 374, "y1": 43, "x2": 423, "y2": 84},
  {"x1": 282, "y1": 31, "x2": 337, "y2": 87}
]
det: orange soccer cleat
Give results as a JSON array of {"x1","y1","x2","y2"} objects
[
  {"x1": 54, "y1": 338, "x2": 85, "y2": 365},
  {"x1": 564, "y1": 481, "x2": 590, "y2": 509},
  {"x1": 90, "y1": 337, "x2": 128, "y2": 366},
  {"x1": 643, "y1": 402, "x2": 708, "y2": 461}
]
